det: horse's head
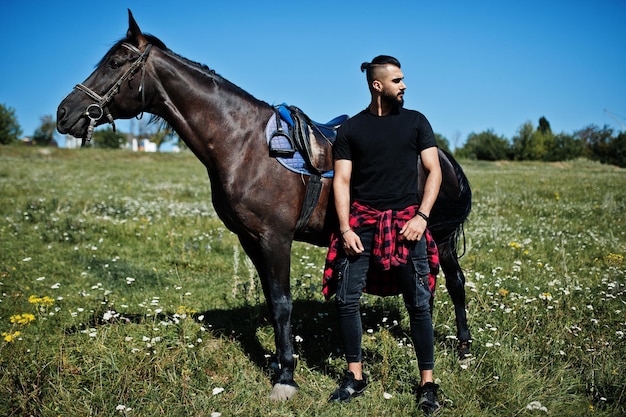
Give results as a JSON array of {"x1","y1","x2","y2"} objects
[{"x1": 57, "y1": 10, "x2": 156, "y2": 143}]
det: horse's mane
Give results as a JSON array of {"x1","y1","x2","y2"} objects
[{"x1": 102, "y1": 33, "x2": 268, "y2": 132}]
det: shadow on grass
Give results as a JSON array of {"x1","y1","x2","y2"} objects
[
  {"x1": 65, "y1": 294, "x2": 422, "y2": 381},
  {"x1": 193, "y1": 300, "x2": 461, "y2": 383},
  {"x1": 64, "y1": 252, "x2": 459, "y2": 383},
  {"x1": 194, "y1": 299, "x2": 417, "y2": 378}
]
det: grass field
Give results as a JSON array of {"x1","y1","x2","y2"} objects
[{"x1": 1, "y1": 146, "x2": 624, "y2": 416}]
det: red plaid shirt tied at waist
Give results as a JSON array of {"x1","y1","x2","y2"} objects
[{"x1": 323, "y1": 201, "x2": 439, "y2": 300}]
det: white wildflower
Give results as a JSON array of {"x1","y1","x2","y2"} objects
[
  {"x1": 526, "y1": 401, "x2": 548, "y2": 412},
  {"x1": 102, "y1": 310, "x2": 118, "y2": 321}
]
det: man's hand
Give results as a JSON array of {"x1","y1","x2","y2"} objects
[
  {"x1": 399, "y1": 215, "x2": 427, "y2": 241},
  {"x1": 341, "y1": 230, "x2": 364, "y2": 255}
]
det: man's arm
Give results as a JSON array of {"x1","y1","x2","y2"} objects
[
  {"x1": 417, "y1": 146, "x2": 442, "y2": 219},
  {"x1": 334, "y1": 159, "x2": 363, "y2": 254},
  {"x1": 399, "y1": 146, "x2": 442, "y2": 241}
]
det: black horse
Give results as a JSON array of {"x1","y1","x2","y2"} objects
[{"x1": 57, "y1": 10, "x2": 471, "y2": 400}]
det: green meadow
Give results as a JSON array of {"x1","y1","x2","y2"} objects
[{"x1": 0, "y1": 147, "x2": 624, "y2": 416}]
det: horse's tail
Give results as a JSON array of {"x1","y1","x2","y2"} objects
[{"x1": 428, "y1": 149, "x2": 472, "y2": 258}]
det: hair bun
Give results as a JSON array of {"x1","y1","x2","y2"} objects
[{"x1": 360, "y1": 62, "x2": 370, "y2": 73}]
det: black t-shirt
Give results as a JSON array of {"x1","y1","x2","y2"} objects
[{"x1": 333, "y1": 107, "x2": 437, "y2": 211}]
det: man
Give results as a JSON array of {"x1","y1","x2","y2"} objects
[{"x1": 326, "y1": 55, "x2": 443, "y2": 416}]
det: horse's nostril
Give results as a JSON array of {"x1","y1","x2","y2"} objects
[
  {"x1": 56, "y1": 106, "x2": 69, "y2": 133},
  {"x1": 57, "y1": 106, "x2": 66, "y2": 121}
]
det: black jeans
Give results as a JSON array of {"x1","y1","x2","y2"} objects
[{"x1": 335, "y1": 226, "x2": 434, "y2": 371}]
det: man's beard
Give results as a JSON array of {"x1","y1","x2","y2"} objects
[{"x1": 381, "y1": 90, "x2": 404, "y2": 108}]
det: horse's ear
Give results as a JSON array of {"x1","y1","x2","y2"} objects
[{"x1": 127, "y1": 9, "x2": 149, "y2": 49}]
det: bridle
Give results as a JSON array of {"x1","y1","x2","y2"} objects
[{"x1": 74, "y1": 43, "x2": 152, "y2": 144}]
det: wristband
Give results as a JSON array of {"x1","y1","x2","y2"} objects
[
  {"x1": 341, "y1": 228, "x2": 353, "y2": 236},
  {"x1": 416, "y1": 211, "x2": 429, "y2": 223}
]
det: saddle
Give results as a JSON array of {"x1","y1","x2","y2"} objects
[
  {"x1": 269, "y1": 104, "x2": 348, "y2": 175},
  {"x1": 268, "y1": 104, "x2": 348, "y2": 235}
]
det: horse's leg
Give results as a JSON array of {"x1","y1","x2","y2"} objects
[
  {"x1": 438, "y1": 240, "x2": 472, "y2": 359},
  {"x1": 238, "y1": 234, "x2": 298, "y2": 400}
]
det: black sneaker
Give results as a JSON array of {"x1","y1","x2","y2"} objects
[
  {"x1": 417, "y1": 382, "x2": 442, "y2": 416},
  {"x1": 328, "y1": 371, "x2": 368, "y2": 403}
]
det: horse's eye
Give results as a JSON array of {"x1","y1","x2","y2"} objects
[{"x1": 109, "y1": 59, "x2": 121, "y2": 70}]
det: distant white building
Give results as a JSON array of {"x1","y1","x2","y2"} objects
[
  {"x1": 130, "y1": 138, "x2": 157, "y2": 152},
  {"x1": 59, "y1": 134, "x2": 176, "y2": 152},
  {"x1": 64, "y1": 135, "x2": 81, "y2": 149}
]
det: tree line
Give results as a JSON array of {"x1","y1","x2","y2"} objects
[
  {"x1": 2, "y1": 103, "x2": 625, "y2": 167},
  {"x1": 438, "y1": 116, "x2": 626, "y2": 168}
]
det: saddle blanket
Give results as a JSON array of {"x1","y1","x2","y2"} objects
[{"x1": 265, "y1": 113, "x2": 334, "y2": 179}]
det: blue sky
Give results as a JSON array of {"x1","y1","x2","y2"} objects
[{"x1": 2, "y1": 1, "x2": 625, "y2": 148}]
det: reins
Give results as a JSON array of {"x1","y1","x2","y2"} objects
[{"x1": 74, "y1": 43, "x2": 152, "y2": 144}]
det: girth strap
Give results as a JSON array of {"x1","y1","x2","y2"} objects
[{"x1": 295, "y1": 173, "x2": 323, "y2": 235}]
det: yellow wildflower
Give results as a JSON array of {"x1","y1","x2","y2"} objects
[
  {"x1": 539, "y1": 292, "x2": 553, "y2": 301},
  {"x1": 176, "y1": 305, "x2": 197, "y2": 316},
  {"x1": 2, "y1": 331, "x2": 21, "y2": 343},
  {"x1": 28, "y1": 295, "x2": 55, "y2": 307},
  {"x1": 508, "y1": 242, "x2": 521, "y2": 249},
  {"x1": 498, "y1": 288, "x2": 510, "y2": 297},
  {"x1": 10, "y1": 314, "x2": 36, "y2": 325},
  {"x1": 605, "y1": 253, "x2": 624, "y2": 267}
]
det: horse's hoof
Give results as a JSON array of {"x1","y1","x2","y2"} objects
[
  {"x1": 269, "y1": 383, "x2": 298, "y2": 400},
  {"x1": 458, "y1": 340, "x2": 472, "y2": 360}
]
